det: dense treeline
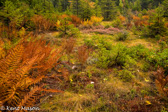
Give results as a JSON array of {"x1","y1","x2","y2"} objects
[
  {"x1": 0, "y1": 0, "x2": 167, "y2": 23},
  {"x1": 0, "y1": 0, "x2": 167, "y2": 40}
]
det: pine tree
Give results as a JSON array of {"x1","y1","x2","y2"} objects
[
  {"x1": 61, "y1": 0, "x2": 70, "y2": 11},
  {"x1": 72, "y1": 0, "x2": 81, "y2": 16},
  {"x1": 163, "y1": 0, "x2": 168, "y2": 17},
  {"x1": 71, "y1": 0, "x2": 93, "y2": 19},
  {"x1": 101, "y1": 0, "x2": 117, "y2": 20},
  {"x1": 81, "y1": 0, "x2": 93, "y2": 19},
  {"x1": 94, "y1": 0, "x2": 102, "y2": 17}
]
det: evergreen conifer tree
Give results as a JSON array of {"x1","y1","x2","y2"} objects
[{"x1": 101, "y1": 0, "x2": 117, "y2": 20}]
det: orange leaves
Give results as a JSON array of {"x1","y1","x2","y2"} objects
[
  {"x1": 77, "y1": 45, "x2": 90, "y2": 66},
  {"x1": 164, "y1": 22, "x2": 168, "y2": 28},
  {"x1": 119, "y1": 15, "x2": 126, "y2": 23},
  {"x1": 117, "y1": 14, "x2": 151, "y2": 28},
  {"x1": 132, "y1": 15, "x2": 150, "y2": 27},
  {"x1": 0, "y1": 39, "x2": 6, "y2": 59},
  {"x1": 64, "y1": 37, "x2": 76, "y2": 55},
  {"x1": 70, "y1": 15, "x2": 81, "y2": 26},
  {"x1": 0, "y1": 37, "x2": 63, "y2": 107},
  {"x1": 132, "y1": 15, "x2": 141, "y2": 21},
  {"x1": 142, "y1": 15, "x2": 150, "y2": 20},
  {"x1": 60, "y1": 14, "x2": 69, "y2": 19},
  {"x1": 132, "y1": 15, "x2": 141, "y2": 27},
  {"x1": 31, "y1": 15, "x2": 55, "y2": 33}
]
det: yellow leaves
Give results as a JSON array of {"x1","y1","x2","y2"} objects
[
  {"x1": 81, "y1": 16, "x2": 103, "y2": 27},
  {"x1": 56, "y1": 20, "x2": 61, "y2": 27},
  {"x1": 19, "y1": 27, "x2": 26, "y2": 37},
  {"x1": 90, "y1": 16, "x2": 103, "y2": 24},
  {"x1": 144, "y1": 78, "x2": 149, "y2": 82},
  {"x1": 70, "y1": 78, "x2": 73, "y2": 82},
  {"x1": 145, "y1": 100, "x2": 152, "y2": 105},
  {"x1": 81, "y1": 19, "x2": 94, "y2": 26}
]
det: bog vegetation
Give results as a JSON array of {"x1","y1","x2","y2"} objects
[{"x1": 0, "y1": 0, "x2": 168, "y2": 111}]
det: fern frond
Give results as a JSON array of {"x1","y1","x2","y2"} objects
[
  {"x1": 25, "y1": 75, "x2": 46, "y2": 88},
  {"x1": 42, "y1": 89, "x2": 64, "y2": 93},
  {"x1": 1, "y1": 86, "x2": 21, "y2": 107},
  {"x1": 18, "y1": 86, "x2": 42, "y2": 107},
  {"x1": 0, "y1": 44, "x2": 23, "y2": 73}
]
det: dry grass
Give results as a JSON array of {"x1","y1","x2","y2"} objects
[
  {"x1": 40, "y1": 92, "x2": 96, "y2": 112},
  {"x1": 126, "y1": 38, "x2": 159, "y2": 49}
]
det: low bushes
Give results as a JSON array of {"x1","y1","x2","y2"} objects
[
  {"x1": 116, "y1": 31, "x2": 129, "y2": 41},
  {"x1": 95, "y1": 43, "x2": 137, "y2": 69}
]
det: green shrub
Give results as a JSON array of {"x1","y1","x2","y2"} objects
[
  {"x1": 112, "y1": 19, "x2": 123, "y2": 28},
  {"x1": 131, "y1": 26, "x2": 140, "y2": 35},
  {"x1": 97, "y1": 37, "x2": 112, "y2": 50},
  {"x1": 141, "y1": 6, "x2": 167, "y2": 39},
  {"x1": 59, "y1": 24, "x2": 80, "y2": 38},
  {"x1": 127, "y1": 44, "x2": 151, "y2": 59},
  {"x1": 159, "y1": 41, "x2": 167, "y2": 51},
  {"x1": 84, "y1": 36, "x2": 112, "y2": 50},
  {"x1": 109, "y1": 44, "x2": 129, "y2": 66},
  {"x1": 142, "y1": 62, "x2": 151, "y2": 72},
  {"x1": 118, "y1": 69, "x2": 134, "y2": 82},
  {"x1": 144, "y1": 48, "x2": 168, "y2": 73},
  {"x1": 68, "y1": 25, "x2": 80, "y2": 38},
  {"x1": 116, "y1": 31, "x2": 129, "y2": 41},
  {"x1": 96, "y1": 47, "x2": 111, "y2": 68},
  {"x1": 95, "y1": 44, "x2": 137, "y2": 68},
  {"x1": 148, "y1": 20, "x2": 167, "y2": 38},
  {"x1": 84, "y1": 39, "x2": 95, "y2": 48}
]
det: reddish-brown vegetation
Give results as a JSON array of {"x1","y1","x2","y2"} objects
[
  {"x1": 153, "y1": 67, "x2": 168, "y2": 97},
  {"x1": 0, "y1": 37, "x2": 63, "y2": 107}
]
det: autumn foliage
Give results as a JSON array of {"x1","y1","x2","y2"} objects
[
  {"x1": 81, "y1": 16, "x2": 103, "y2": 27},
  {"x1": 153, "y1": 67, "x2": 168, "y2": 97},
  {"x1": 0, "y1": 37, "x2": 63, "y2": 107},
  {"x1": 31, "y1": 15, "x2": 55, "y2": 33},
  {"x1": 70, "y1": 15, "x2": 81, "y2": 26},
  {"x1": 132, "y1": 15, "x2": 150, "y2": 27},
  {"x1": 0, "y1": 23, "x2": 18, "y2": 40},
  {"x1": 77, "y1": 45, "x2": 90, "y2": 66},
  {"x1": 119, "y1": 15, "x2": 126, "y2": 23}
]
